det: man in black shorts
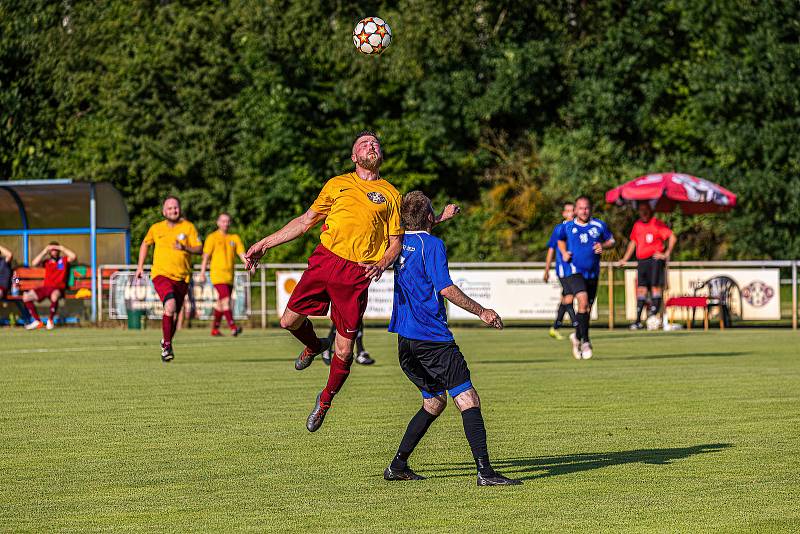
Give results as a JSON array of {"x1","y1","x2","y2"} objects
[
  {"x1": 383, "y1": 191, "x2": 521, "y2": 486},
  {"x1": 618, "y1": 203, "x2": 677, "y2": 329},
  {"x1": 556, "y1": 197, "x2": 615, "y2": 359}
]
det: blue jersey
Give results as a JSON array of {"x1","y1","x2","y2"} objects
[
  {"x1": 547, "y1": 221, "x2": 572, "y2": 279},
  {"x1": 556, "y1": 218, "x2": 614, "y2": 279},
  {"x1": 389, "y1": 231, "x2": 455, "y2": 342}
]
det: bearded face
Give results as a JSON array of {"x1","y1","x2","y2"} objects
[
  {"x1": 356, "y1": 149, "x2": 383, "y2": 171},
  {"x1": 352, "y1": 135, "x2": 383, "y2": 171}
]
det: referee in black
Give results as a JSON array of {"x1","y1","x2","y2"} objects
[{"x1": 618, "y1": 203, "x2": 677, "y2": 329}]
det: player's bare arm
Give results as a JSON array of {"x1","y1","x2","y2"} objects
[
  {"x1": 57, "y1": 245, "x2": 77, "y2": 262},
  {"x1": 199, "y1": 253, "x2": 211, "y2": 283},
  {"x1": 617, "y1": 241, "x2": 636, "y2": 266},
  {"x1": 31, "y1": 246, "x2": 53, "y2": 267},
  {"x1": 557, "y1": 239, "x2": 572, "y2": 262},
  {"x1": 593, "y1": 237, "x2": 616, "y2": 255},
  {"x1": 434, "y1": 204, "x2": 460, "y2": 225},
  {"x1": 135, "y1": 240, "x2": 149, "y2": 279},
  {"x1": 0, "y1": 244, "x2": 13, "y2": 263},
  {"x1": 360, "y1": 234, "x2": 401, "y2": 281},
  {"x1": 173, "y1": 240, "x2": 202, "y2": 254},
  {"x1": 440, "y1": 284, "x2": 503, "y2": 329},
  {"x1": 544, "y1": 247, "x2": 555, "y2": 282},
  {"x1": 244, "y1": 208, "x2": 326, "y2": 270},
  {"x1": 654, "y1": 233, "x2": 677, "y2": 261}
]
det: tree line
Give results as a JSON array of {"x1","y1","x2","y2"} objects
[{"x1": 2, "y1": 0, "x2": 799, "y2": 261}]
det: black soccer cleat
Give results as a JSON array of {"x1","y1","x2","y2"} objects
[
  {"x1": 306, "y1": 391, "x2": 330, "y2": 432},
  {"x1": 231, "y1": 325, "x2": 243, "y2": 337},
  {"x1": 383, "y1": 465, "x2": 426, "y2": 481},
  {"x1": 161, "y1": 343, "x2": 174, "y2": 363},
  {"x1": 321, "y1": 348, "x2": 332, "y2": 366},
  {"x1": 295, "y1": 337, "x2": 331, "y2": 371},
  {"x1": 477, "y1": 472, "x2": 523, "y2": 486},
  {"x1": 355, "y1": 350, "x2": 375, "y2": 365}
]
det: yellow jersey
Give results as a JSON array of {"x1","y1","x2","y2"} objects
[
  {"x1": 203, "y1": 230, "x2": 245, "y2": 285},
  {"x1": 144, "y1": 219, "x2": 201, "y2": 282},
  {"x1": 310, "y1": 172, "x2": 402, "y2": 263}
]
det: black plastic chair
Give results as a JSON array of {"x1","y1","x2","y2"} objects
[{"x1": 693, "y1": 276, "x2": 740, "y2": 328}]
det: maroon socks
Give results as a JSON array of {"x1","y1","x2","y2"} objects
[
  {"x1": 320, "y1": 355, "x2": 352, "y2": 405},
  {"x1": 289, "y1": 319, "x2": 321, "y2": 353},
  {"x1": 25, "y1": 302, "x2": 41, "y2": 321},
  {"x1": 162, "y1": 315, "x2": 174, "y2": 345}
]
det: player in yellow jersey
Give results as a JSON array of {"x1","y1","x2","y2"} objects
[
  {"x1": 135, "y1": 196, "x2": 202, "y2": 362},
  {"x1": 199, "y1": 213, "x2": 246, "y2": 337},
  {"x1": 245, "y1": 130, "x2": 457, "y2": 432}
]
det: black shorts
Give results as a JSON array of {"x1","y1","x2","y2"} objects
[
  {"x1": 398, "y1": 335, "x2": 473, "y2": 399},
  {"x1": 560, "y1": 274, "x2": 599, "y2": 305},
  {"x1": 637, "y1": 257, "x2": 666, "y2": 288},
  {"x1": 557, "y1": 276, "x2": 568, "y2": 297}
]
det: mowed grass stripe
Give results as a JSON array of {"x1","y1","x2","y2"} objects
[{"x1": 1, "y1": 328, "x2": 799, "y2": 532}]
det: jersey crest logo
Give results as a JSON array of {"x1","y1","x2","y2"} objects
[
  {"x1": 230, "y1": 240, "x2": 235, "y2": 247},
  {"x1": 366, "y1": 192, "x2": 387, "y2": 204},
  {"x1": 589, "y1": 227, "x2": 599, "y2": 238}
]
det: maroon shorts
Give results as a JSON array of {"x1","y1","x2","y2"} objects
[
  {"x1": 152, "y1": 276, "x2": 189, "y2": 311},
  {"x1": 34, "y1": 286, "x2": 62, "y2": 301},
  {"x1": 287, "y1": 244, "x2": 371, "y2": 339},
  {"x1": 214, "y1": 283, "x2": 232, "y2": 299}
]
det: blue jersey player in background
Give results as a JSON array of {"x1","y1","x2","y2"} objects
[
  {"x1": 544, "y1": 201, "x2": 576, "y2": 340},
  {"x1": 384, "y1": 191, "x2": 521, "y2": 486},
  {"x1": 557, "y1": 196, "x2": 615, "y2": 360}
]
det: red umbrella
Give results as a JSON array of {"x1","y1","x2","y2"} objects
[{"x1": 606, "y1": 173, "x2": 737, "y2": 214}]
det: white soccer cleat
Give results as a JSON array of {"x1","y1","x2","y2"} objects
[
  {"x1": 581, "y1": 342, "x2": 593, "y2": 359},
  {"x1": 46, "y1": 319, "x2": 55, "y2": 330},
  {"x1": 25, "y1": 319, "x2": 43, "y2": 330},
  {"x1": 569, "y1": 333, "x2": 582, "y2": 360}
]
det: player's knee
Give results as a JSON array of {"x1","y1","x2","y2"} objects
[
  {"x1": 280, "y1": 315, "x2": 298, "y2": 330},
  {"x1": 163, "y1": 298, "x2": 176, "y2": 315},
  {"x1": 652, "y1": 288, "x2": 662, "y2": 297},
  {"x1": 423, "y1": 396, "x2": 446, "y2": 416},
  {"x1": 454, "y1": 388, "x2": 481, "y2": 411},
  {"x1": 220, "y1": 297, "x2": 230, "y2": 310}
]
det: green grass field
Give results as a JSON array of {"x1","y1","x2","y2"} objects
[{"x1": 1, "y1": 326, "x2": 799, "y2": 532}]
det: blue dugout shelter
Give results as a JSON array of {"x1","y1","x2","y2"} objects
[{"x1": 0, "y1": 180, "x2": 130, "y2": 322}]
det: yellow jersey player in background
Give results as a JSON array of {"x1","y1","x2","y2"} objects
[
  {"x1": 200, "y1": 213, "x2": 246, "y2": 337},
  {"x1": 135, "y1": 196, "x2": 202, "y2": 362}
]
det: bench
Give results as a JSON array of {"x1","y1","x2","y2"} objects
[
  {"x1": 665, "y1": 296, "x2": 723, "y2": 331},
  {"x1": 4, "y1": 267, "x2": 119, "y2": 300}
]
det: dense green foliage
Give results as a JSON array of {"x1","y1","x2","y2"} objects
[
  {"x1": 2, "y1": 327, "x2": 799, "y2": 531},
  {"x1": 2, "y1": 1, "x2": 799, "y2": 261}
]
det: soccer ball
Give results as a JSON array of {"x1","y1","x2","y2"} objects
[
  {"x1": 353, "y1": 17, "x2": 392, "y2": 55},
  {"x1": 646, "y1": 314, "x2": 661, "y2": 331}
]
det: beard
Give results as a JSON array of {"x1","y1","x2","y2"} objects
[{"x1": 357, "y1": 150, "x2": 383, "y2": 172}]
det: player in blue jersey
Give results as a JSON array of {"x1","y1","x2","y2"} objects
[
  {"x1": 383, "y1": 191, "x2": 521, "y2": 487},
  {"x1": 556, "y1": 196, "x2": 615, "y2": 359},
  {"x1": 543, "y1": 201, "x2": 576, "y2": 340}
]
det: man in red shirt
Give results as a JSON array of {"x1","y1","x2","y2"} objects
[
  {"x1": 618, "y1": 203, "x2": 677, "y2": 329},
  {"x1": 23, "y1": 242, "x2": 77, "y2": 330}
]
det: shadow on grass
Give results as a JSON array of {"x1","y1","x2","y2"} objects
[
  {"x1": 426, "y1": 443, "x2": 732, "y2": 480},
  {"x1": 622, "y1": 351, "x2": 750, "y2": 360}
]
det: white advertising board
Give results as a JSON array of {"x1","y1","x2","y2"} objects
[
  {"x1": 624, "y1": 268, "x2": 781, "y2": 320},
  {"x1": 447, "y1": 269, "x2": 598, "y2": 320},
  {"x1": 275, "y1": 271, "x2": 395, "y2": 319},
  {"x1": 108, "y1": 271, "x2": 249, "y2": 320},
  {"x1": 277, "y1": 269, "x2": 598, "y2": 321}
]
